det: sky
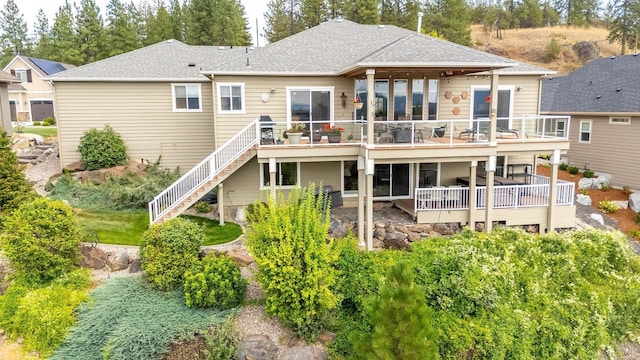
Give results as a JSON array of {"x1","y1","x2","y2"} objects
[{"x1": 8, "y1": 0, "x2": 269, "y2": 46}]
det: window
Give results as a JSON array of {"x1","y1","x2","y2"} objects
[
  {"x1": 343, "y1": 161, "x2": 358, "y2": 195},
  {"x1": 412, "y1": 79, "x2": 424, "y2": 120},
  {"x1": 15, "y1": 69, "x2": 27, "y2": 82},
  {"x1": 172, "y1": 84, "x2": 201, "y2": 111},
  {"x1": 217, "y1": 83, "x2": 244, "y2": 113},
  {"x1": 609, "y1": 117, "x2": 630, "y2": 125},
  {"x1": 393, "y1": 80, "x2": 407, "y2": 120},
  {"x1": 427, "y1": 79, "x2": 438, "y2": 120},
  {"x1": 262, "y1": 162, "x2": 299, "y2": 188},
  {"x1": 287, "y1": 87, "x2": 332, "y2": 131},
  {"x1": 579, "y1": 120, "x2": 592, "y2": 143}
]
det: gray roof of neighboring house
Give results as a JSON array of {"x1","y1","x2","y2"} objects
[
  {"x1": 541, "y1": 54, "x2": 640, "y2": 113},
  {"x1": 48, "y1": 40, "x2": 251, "y2": 81},
  {"x1": 0, "y1": 70, "x2": 19, "y2": 83}
]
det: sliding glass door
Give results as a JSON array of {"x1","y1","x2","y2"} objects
[
  {"x1": 288, "y1": 88, "x2": 332, "y2": 131},
  {"x1": 373, "y1": 164, "x2": 411, "y2": 198}
]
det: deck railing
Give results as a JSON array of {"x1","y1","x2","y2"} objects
[{"x1": 148, "y1": 119, "x2": 259, "y2": 224}]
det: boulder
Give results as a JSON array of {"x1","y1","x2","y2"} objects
[
  {"x1": 279, "y1": 345, "x2": 328, "y2": 360},
  {"x1": 383, "y1": 232, "x2": 410, "y2": 250},
  {"x1": 373, "y1": 227, "x2": 386, "y2": 240},
  {"x1": 611, "y1": 200, "x2": 628, "y2": 210},
  {"x1": 629, "y1": 193, "x2": 640, "y2": 213},
  {"x1": 236, "y1": 334, "x2": 278, "y2": 360},
  {"x1": 575, "y1": 194, "x2": 592, "y2": 206},
  {"x1": 107, "y1": 252, "x2": 130, "y2": 272},
  {"x1": 226, "y1": 250, "x2": 254, "y2": 266},
  {"x1": 571, "y1": 41, "x2": 600, "y2": 64},
  {"x1": 128, "y1": 259, "x2": 142, "y2": 273},
  {"x1": 65, "y1": 161, "x2": 86, "y2": 172},
  {"x1": 577, "y1": 178, "x2": 594, "y2": 190},
  {"x1": 317, "y1": 331, "x2": 336, "y2": 345},
  {"x1": 590, "y1": 213, "x2": 605, "y2": 226},
  {"x1": 593, "y1": 174, "x2": 611, "y2": 189},
  {"x1": 433, "y1": 223, "x2": 458, "y2": 236},
  {"x1": 80, "y1": 246, "x2": 107, "y2": 269}
]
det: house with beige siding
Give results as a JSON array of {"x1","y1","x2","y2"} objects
[
  {"x1": 50, "y1": 20, "x2": 575, "y2": 248},
  {"x1": 2, "y1": 55, "x2": 75, "y2": 122},
  {"x1": 541, "y1": 54, "x2": 640, "y2": 190},
  {"x1": 0, "y1": 70, "x2": 20, "y2": 136}
]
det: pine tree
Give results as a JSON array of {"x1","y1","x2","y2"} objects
[
  {"x1": 145, "y1": 3, "x2": 173, "y2": 45},
  {"x1": 0, "y1": 0, "x2": 30, "y2": 66},
  {"x1": 186, "y1": 0, "x2": 251, "y2": 46},
  {"x1": 76, "y1": 0, "x2": 106, "y2": 63},
  {"x1": 50, "y1": 1, "x2": 83, "y2": 65},
  {"x1": 607, "y1": 0, "x2": 640, "y2": 54},
  {"x1": 339, "y1": 0, "x2": 379, "y2": 24},
  {"x1": 32, "y1": 9, "x2": 53, "y2": 59},
  {"x1": 264, "y1": 0, "x2": 304, "y2": 43},
  {"x1": 425, "y1": 0, "x2": 472, "y2": 46},
  {"x1": 106, "y1": 0, "x2": 141, "y2": 56},
  {"x1": 168, "y1": 0, "x2": 186, "y2": 41},
  {"x1": 0, "y1": 130, "x2": 35, "y2": 219},
  {"x1": 353, "y1": 261, "x2": 438, "y2": 360},
  {"x1": 380, "y1": 0, "x2": 423, "y2": 30},
  {"x1": 300, "y1": 0, "x2": 327, "y2": 29}
]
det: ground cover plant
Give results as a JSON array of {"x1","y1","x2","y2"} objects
[
  {"x1": 50, "y1": 276, "x2": 235, "y2": 360},
  {"x1": 329, "y1": 228, "x2": 640, "y2": 359}
]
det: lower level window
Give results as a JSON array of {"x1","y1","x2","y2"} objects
[{"x1": 262, "y1": 162, "x2": 299, "y2": 187}]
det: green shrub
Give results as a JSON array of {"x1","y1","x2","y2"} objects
[
  {"x1": 601, "y1": 182, "x2": 610, "y2": 191},
  {"x1": 0, "y1": 198, "x2": 81, "y2": 284},
  {"x1": 33, "y1": 121, "x2": 41, "y2": 126},
  {"x1": 537, "y1": 154, "x2": 551, "y2": 160},
  {"x1": 558, "y1": 163, "x2": 568, "y2": 170},
  {"x1": 583, "y1": 169, "x2": 594, "y2": 178},
  {"x1": 77, "y1": 125, "x2": 129, "y2": 170},
  {"x1": 580, "y1": 188, "x2": 589, "y2": 195},
  {"x1": 140, "y1": 218, "x2": 203, "y2": 290},
  {"x1": 568, "y1": 166, "x2": 580, "y2": 174},
  {"x1": 628, "y1": 229, "x2": 640, "y2": 240},
  {"x1": 544, "y1": 37, "x2": 562, "y2": 62},
  {"x1": 204, "y1": 319, "x2": 239, "y2": 360},
  {"x1": 636, "y1": 212, "x2": 640, "y2": 225},
  {"x1": 0, "y1": 129, "x2": 35, "y2": 218},
  {"x1": 194, "y1": 201, "x2": 211, "y2": 213},
  {"x1": 183, "y1": 254, "x2": 246, "y2": 309},
  {"x1": 50, "y1": 276, "x2": 234, "y2": 360},
  {"x1": 246, "y1": 185, "x2": 339, "y2": 340},
  {"x1": 599, "y1": 199, "x2": 618, "y2": 214},
  {"x1": 42, "y1": 117, "x2": 56, "y2": 126},
  {"x1": 353, "y1": 261, "x2": 438, "y2": 360}
]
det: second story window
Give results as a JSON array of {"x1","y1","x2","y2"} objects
[
  {"x1": 218, "y1": 83, "x2": 244, "y2": 113},
  {"x1": 13, "y1": 69, "x2": 31, "y2": 83},
  {"x1": 172, "y1": 84, "x2": 201, "y2": 111}
]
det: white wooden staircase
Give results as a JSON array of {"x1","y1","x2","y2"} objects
[{"x1": 148, "y1": 120, "x2": 259, "y2": 225}]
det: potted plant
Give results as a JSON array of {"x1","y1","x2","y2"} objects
[
  {"x1": 323, "y1": 123, "x2": 343, "y2": 143},
  {"x1": 354, "y1": 96, "x2": 364, "y2": 110},
  {"x1": 286, "y1": 123, "x2": 305, "y2": 144},
  {"x1": 276, "y1": 137, "x2": 284, "y2": 145}
]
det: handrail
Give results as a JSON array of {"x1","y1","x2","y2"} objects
[{"x1": 148, "y1": 119, "x2": 259, "y2": 224}]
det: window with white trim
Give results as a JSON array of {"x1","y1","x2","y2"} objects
[
  {"x1": 579, "y1": 120, "x2": 592, "y2": 143},
  {"x1": 261, "y1": 162, "x2": 299, "y2": 188},
  {"x1": 609, "y1": 116, "x2": 630, "y2": 125},
  {"x1": 218, "y1": 83, "x2": 244, "y2": 113},
  {"x1": 15, "y1": 69, "x2": 27, "y2": 82},
  {"x1": 172, "y1": 84, "x2": 201, "y2": 111}
]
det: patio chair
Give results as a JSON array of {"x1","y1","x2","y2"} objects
[{"x1": 497, "y1": 128, "x2": 527, "y2": 139}]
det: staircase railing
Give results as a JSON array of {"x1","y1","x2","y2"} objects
[{"x1": 148, "y1": 119, "x2": 259, "y2": 225}]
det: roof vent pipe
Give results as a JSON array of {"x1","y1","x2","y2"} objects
[{"x1": 417, "y1": 12, "x2": 423, "y2": 33}]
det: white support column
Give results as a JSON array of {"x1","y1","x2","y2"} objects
[
  {"x1": 357, "y1": 156, "x2": 365, "y2": 247},
  {"x1": 469, "y1": 161, "x2": 478, "y2": 229},
  {"x1": 366, "y1": 158, "x2": 374, "y2": 250},
  {"x1": 218, "y1": 182, "x2": 225, "y2": 226},
  {"x1": 547, "y1": 150, "x2": 560, "y2": 233},
  {"x1": 366, "y1": 69, "x2": 376, "y2": 145},
  {"x1": 269, "y1": 158, "x2": 277, "y2": 200},
  {"x1": 485, "y1": 155, "x2": 496, "y2": 232},
  {"x1": 488, "y1": 71, "x2": 499, "y2": 145}
]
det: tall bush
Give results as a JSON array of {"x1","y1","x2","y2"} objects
[
  {"x1": 140, "y1": 218, "x2": 203, "y2": 290},
  {"x1": 0, "y1": 198, "x2": 81, "y2": 284},
  {"x1": 77, "y1": 125, "x2": 129, "y2": 170},
  {"x1": 353, "y1": 261, "x2": 438, "y2": 360},
  {"x1": 246, "y1": 186, "x2": 339, "y2": 340},
  {"x1": 0, "y1": 129, "x2": 34, "y2": 218}
]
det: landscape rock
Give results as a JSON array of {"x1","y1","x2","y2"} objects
[
  {"x1": 575, "y1": 194, "x2": 592, "y2": 206},
  {"x1": 383, "y1": 231, "x2": 410, "y2": 250},
  {"x1": 128, "y1": 259, "x2": 142, "y2": 273},
  {"x1": 279, "y1": 345, "x2": 327, "y2": 360},
  {"x1": 571, "y1": 41, "x2": 599, "y2": 64},
  {"x1": 80, "y1": 246, "x2": 108, "y2": 269},
  {"x1": 64, "y1": 161, "x2": 86, "y2": 172},
  {"x1": 236, "y1": 334, "x2": 278, "y2": 360},
  {"x1": 611, "y1": 200, "x2": 628, "y2": 210},
  {"x1": 577, "y1": 178, "x2": 594, "y2": 190},
  {"x1": 107, "y1": 252, "x2": 130, "y2": 272},
  {"x1": 593, "y1": 174, "x2": 611, "y2": 189},
  {"x1": 590, "y1": 213, "x2": 605, "y2": 226},
  {"x1": 317, "y1": 331, "x2": 336, "y2": 344},
  {"x1": 226, "y1": 250, "x2": 254, "y2": 266},
  {"x1": 629, "y1": 193, "x2": 640, "y2": 213}
]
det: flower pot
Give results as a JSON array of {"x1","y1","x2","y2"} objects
[
  {"x1": 354, "y1": 102, "x2": 364, "y2": 110},
  {"x1": 312, "y1": 131, "x2": 322, "y2": 142},
  {"x1": 287, "y1": 132, "x2": 303, "y2": 144},
  {"x1": 327, "y1": 134, "x2": 342, "y2": 143}
]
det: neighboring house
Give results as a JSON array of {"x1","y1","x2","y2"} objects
[
  {"x1": 2, "y1": 55, "x2": 75, "y2": 122},
  {"x1": 50, "y1": 20, "x2": 575, "y2": 248},
  {"x1": 0, "y1": 70, "x2": 20, "y2": 136},
  {"x1": 541, "y1": 54, "x2": 640, "y2": 189}
]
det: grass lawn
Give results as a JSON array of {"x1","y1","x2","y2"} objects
[
  {"x1": 74, "y1": 209, "x2": 241, "y2": 246},
  {"x1": 14, "y1": 126, "x2": 58, "y2": 138}
]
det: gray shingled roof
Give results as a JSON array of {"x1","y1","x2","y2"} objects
[
  {"x1": 0, "y1": 70, "x2": 19, "y2": 83},
  {"x1": 541, "y1": 54, "x2": 640, "y2": 113},
  {"x1": 207, "y1": 19, "x2": 518, "y2": 74},
  {"x1": 49, "y1": 40, "x2": 250, "y2": 81}
]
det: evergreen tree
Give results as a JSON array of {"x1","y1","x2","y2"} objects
[
  {"x1": 380, "y1": 0, "x2": 423, "y2": 31},
  {"x1": 555, "y1": 0, "x2": 600, "y2": 26},
  {"x1": 426, "y1": 0, "x2": 472, "y2": 46},
  {"x1": 106, "y1": 0, "x2": 141, "y2": 56},
  {"x1": 144, "y1": 2, "x2": 173, "y2": 45},
  {"x1": 264, "y1": 0, "x2": 304, "y2": 43},
  {"x1": 76, "y1": 0, "x2": 106, "y2": 63},
  {"x1": 0, "y1": 0, "x2": 30, "y2": 66},
  {"x1": 32, "y1": 9, "x2": 53, "y2": 59},
  {"x1": 186, "y1": 0, "x2": 251, "y2": 46},
  {"x1": 353, "y1": 261, "x2": 438, "y2": 360},
  {"x1": 0, "y1": 130, "x2": 34, "y2": 220},
  {"x1": 607, "y1": 0, "x2": 640, "y2": 54},
  {"x1": 168, "y1": 0, "x2": 186, "y2": 41},
  {"x1": 301, "y1": 0, "x2": 327, "y2": 29},
  {"x1": 50, "y1": 1, "x2": 83, "y2": 65},
  {"x1": 514, "y1": 0, "x2": 544, "y2": 28},
  {"x1": 339, "y1": 0, "x2": 380, "y2": 24}
]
